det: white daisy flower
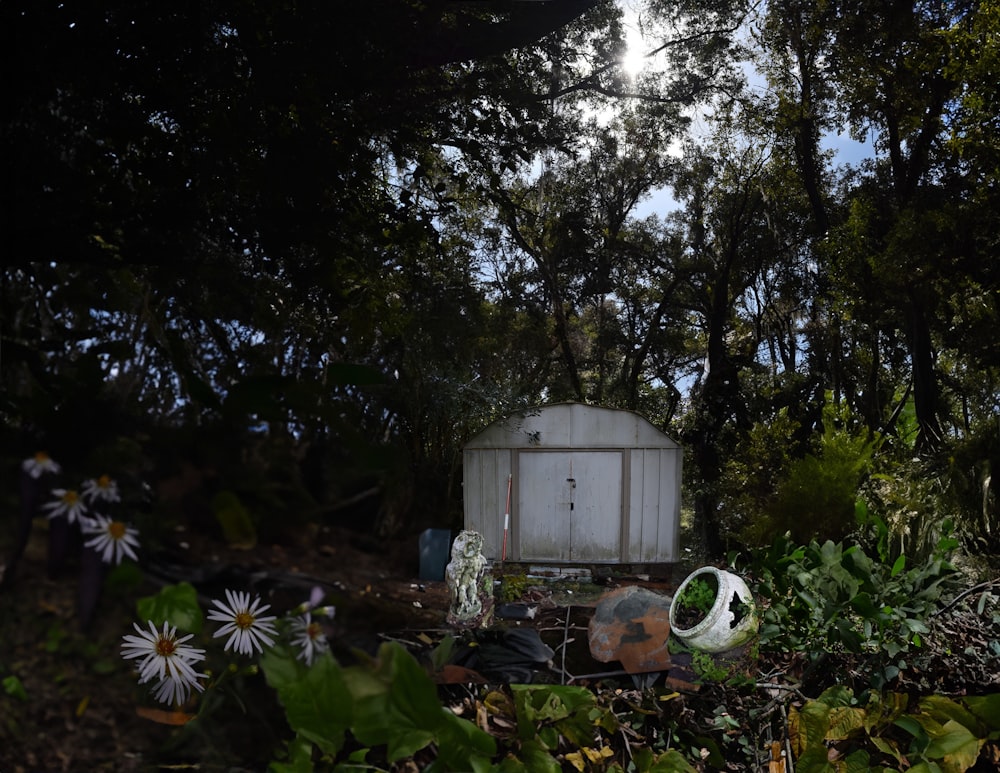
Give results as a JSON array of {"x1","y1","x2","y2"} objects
[
  {"x1": 22, "y1": 452, "x2": 61, "y2": 478},
  {"x1": 207, "y1": 589, "x2": 279, "y2": 656},
  {"x1": 81, "y1": 474, "x2": 121, "y2": 504},
  {"x1": 121, "y1": 621, "x2": 206, "y2": 705},
  {"x1": 151, "y1": 674, "x2": 204, "y2": 707},
  {"x1": 289, "y1": 612, "x2": 330, "y2": 666},
  {"x1": 42, "y1": 488, "x2": 88, "y2": 524},
  {"x1": 82, "y1": 514, "x2": 140, "y2": 564}
]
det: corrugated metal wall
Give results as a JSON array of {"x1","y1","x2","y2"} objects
[{"x1": 463, "y1": 404, "x2": 681, "y2": 564}]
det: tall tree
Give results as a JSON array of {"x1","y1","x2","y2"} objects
[{"x1": 672, "y1": 136, "x2": 778, "y2": 554}]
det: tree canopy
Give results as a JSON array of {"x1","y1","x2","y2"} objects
[{"x1": 2, "y1": 0, "x2": 997, "y2": 553}]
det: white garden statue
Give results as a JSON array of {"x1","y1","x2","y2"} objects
[{"x1": 445, "y1": 529, "x2": 493, "y2": 628}]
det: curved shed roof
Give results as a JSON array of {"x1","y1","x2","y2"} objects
[{"x1": 465, "y1": 402, "x2": 679, "y2": 450}]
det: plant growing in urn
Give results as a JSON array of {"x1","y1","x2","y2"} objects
[
  {"x1": 669, "y1": 567, "x2": 758, "y2": 653},
  {"x1": 672, "y1": 575, "x2": 718, "y2": 629}
]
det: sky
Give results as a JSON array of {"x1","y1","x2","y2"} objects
[{"x1": 617, "y1": 0, "x2": 875, "y2": 220}]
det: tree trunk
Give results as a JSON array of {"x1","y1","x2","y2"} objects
[{"x1": 906, "y1": 289, "x2": 942, "y2": 452}]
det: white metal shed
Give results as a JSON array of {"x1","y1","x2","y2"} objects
[{"x1": 463, "y1": 403, "x2": 682, "y2": 564}]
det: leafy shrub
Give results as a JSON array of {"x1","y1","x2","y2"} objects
[
  {"x1": 771, "y1": 398, "x2": 877, "y2": 542},
  {"x1": 744, "y1": 527, "x2": 959, "y2": 688},
  {"x1": 788, "y1": 685, "x2": 1000, "y2": 773},
  {"x1": 720, "y1": 396, "x2": 877, "y2": 546}
]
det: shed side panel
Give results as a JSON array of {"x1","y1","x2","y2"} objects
[
  {"x1": 627, "y1": 449, "x2": 645, "y2": 561},
  {"x1": 656, "y1": 449, "x2": 681, "y2": 562},
  {"x1": 463, "y1": 448, "x2": 511, "y2": 559},
  {"x1": 643, "y1": 449, "x2": 665, "y2": 562}
]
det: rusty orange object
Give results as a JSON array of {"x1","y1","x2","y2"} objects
[{"x1": 588, "y1": 585, "x2": 672, "y2": 674}]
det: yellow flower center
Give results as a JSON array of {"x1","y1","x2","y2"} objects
[
  {"x1": 307, "y1": 622, "x2": 323, "y2": 640},
  {"x1": 109, "y1": 521, "x2": 127, "y2": 540},
  {"x1": 35, "y1": 451, "x2": 51, "y2": 463},
  {"x1": 235, "y1": 612, "x2": 255, "y2": 630},
  {"x1": 97, "y1": 474, "x2": 112, "y2": 488},
  {"x1": 64, "y1": 490, "x2": 79, "y2": 505},
  {"x1": 156, "y1": 637, "x2": 176, "y2": 657}
]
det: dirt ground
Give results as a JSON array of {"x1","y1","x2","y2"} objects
[
  {"x1": 2, "y1": 519, "x2": 998, "y2": 772},
  {"x1": 0, "y1": 519, "x2": 456, "y2": 771},
  {"x1": 0, "y1": 518, "x2": 675, "y2": 772}
]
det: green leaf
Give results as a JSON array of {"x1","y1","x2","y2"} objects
[
  {"x1": 895, "y1": 714, "x2": 923, "y2": 737},
  {"x1": 817, "y1": 685, "x2": 856, "y2": 708},
  {"x1": 537, "y1": 725, "x2": 559, "y2": 750},
  {"x1": 843, "y1": 749, "x2": 870, "y2": 773},
  {"x1": 495, "y1": 756, "x2": 530, "y2": 773},
  {"x1": 905, "y1": 763, "x2": 943, "y2": 773},
  {"x1": 647, "y1": 749, "x2": 698, "y2": 772},
  {"x1": 212, "y1": 490, "x2": 257, "y2": 549},
  {"x1": 963, "y1": 694, "x2": 1000, "y2": 731},
  {"x1": 895, "y1": 714, "x2": 931, "y2": 755},
  {"x1": 429, "y1": 636, "x2": 456, "y2": 673},
  {"x1": 268, "y1": 736, "x2": 314, "y2": 773},
  {"x1": 891, "y1": 554, "x2": 906, "y2": 577},
  {"x1": 799, "y1": 701, "x2": 832, "y2": 750},
  {"x1": 919, "y1": 695, "x2": 980, "y2": 732},
  {"x1": 827, "y1": 706, "x2": 866, "y2": 741},
  {"x1": 850, "y1": 592, "x2": 879, "y2": 617},
  {"x1": 510, "y1": 684, "x2": 600, "y2": 747},
  {"x1": 2, "y1": 675, "x2": 27, "y2": 701},
  {"x1": 260, "y1": 644, "x2": 350, "y2": 757},
  {"x1": 512, "y1": 739, "x2": 561, "y2": 773},
  {"x1": 343, "y1": 641, "x2": 487, "y2": 766},
  {"x1": 870, "y1": 735, "x2": 904, "y2": 764},
  {"x1": 434, "y1": 709, "x2": 497, "y2": 770},
  {"x1": 795, "y1": 746, "x2": 836, "y2": 773},
  {"x1": 924, "y1": 719, "x2": 985, "y2": 770},
  {"x1": 136, "y1": 582, "x2": 203, "y2": 634}
]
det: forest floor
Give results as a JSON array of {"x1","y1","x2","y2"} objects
[{"x1": 1, "y1": 518, "x2": 998, "y2": 772}]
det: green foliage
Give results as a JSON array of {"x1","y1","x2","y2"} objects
[
  {"x1": 104, "y1": 560, "x2": 145, "y2": 596},
  {"x1": 628, "y1": 748, "x2": 699, "y2": 773},
  {"x1": 260, "y1": 643, "x2": 351, "y2": 759},
  {"x1": 789, "y1": 687, "x2": 1000, "y2": 773},
  {"x1": 499, "y1": 572, "x2": 530, "y2": 603},
  {"x1": 485, "y1": 683, "x2": 624, "y2": 772},
  {"x1": 747, "y1": 530, "x2": 958, "y2": 687},
  {"x1": 718, "y1": 407, "x2": 801, "y2": 544},
  {"x1": 212, "y1": 491, "x2": 258, "y2": 550},
  {"x1": 136, "y1": 582, "x2": 204, "y2": 634},
  {"x1": 674, "y1": 577, "x2": 716, "y2": 617},
  {"x1": 689, "y1": 650, "x2": 731, "y2": 684},
  {"x1": 772, "y1": 397, "x2": 878, "y2": 543},
  {"x1": 862, "y1": 420, "x2": 1000, "y2": 558},
  {"x1": 260, "y1": 641, "x2": 496, "y2": 772},
  {"x1": 2, "y1": 675, "x2": 27, "y2": 702}
]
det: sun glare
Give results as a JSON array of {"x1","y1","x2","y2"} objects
[{"x1": 622, "y1": 26, "x2": 646, "y2": 77}]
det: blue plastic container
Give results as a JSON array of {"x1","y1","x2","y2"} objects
[{"x1": 419, "y1": 528, "x2": 452, "y2": 581}]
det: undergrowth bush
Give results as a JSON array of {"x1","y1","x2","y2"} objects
[
  {"x1": 720, "y1": 395, "x2": 877, "y2": 547},
  {"x1": 788, "y1": 686, "x2": 1000, "y2": 773},
  {"x1": 741, "y1": 523, "x2": 960, "y2": 690},
  {"x1": 770, "y1": 398, "x2": 878, "y2": 543}
]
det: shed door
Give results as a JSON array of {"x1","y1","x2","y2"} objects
[{"x1": 517, "y1": 451, "x2": 622, "y2": 562}]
